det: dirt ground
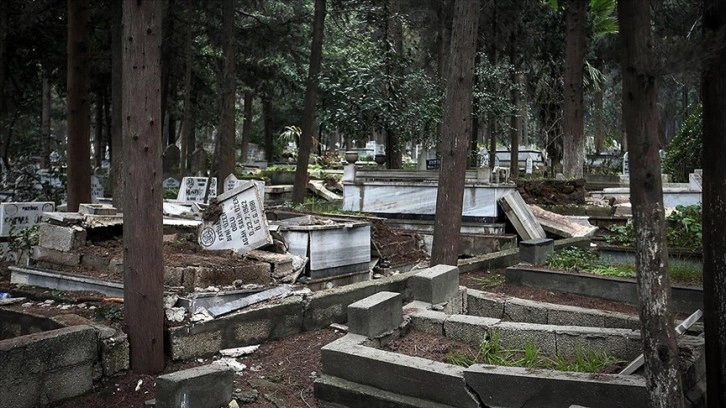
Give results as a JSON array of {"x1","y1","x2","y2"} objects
[{"x1": 1, "y1": 263, "x2": 643, "y2": 408}]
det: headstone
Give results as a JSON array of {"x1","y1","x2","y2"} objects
[
  {"x1": 481, "y1": 154, "x2": 489, "y2": 168},
  {"x1": 163, "y1": 177, "x2": 181, "y2": 190},
  {"x1": 622, "y1": 152, "x2": 629, "y2": 177},
  {"x1": 191, "y1": 148, "x2": 208, "y2": 176},
  {"x1": 0, "y1": 202, "x2": 55, "y2": 237},
  {"x1": 425, "y1": 159, "x2": 440, "y2": 170},
  {"x1": 91, "y1": 175, "x2": 104, "y2": 203},
  {"x1": 659, "y1": 149, "x2": 665, "y2": 173},
  {"x1": 689, "y1": 171, "x2": 703, "y2": 192},
  {"x1": 197, "y1": 183, "x2": 272, "y2": 253},
  {"x1": 223, "y1": 173, "x2": 264, "y2": 195},
  {"x1": 177, "y1": 177, "x2": 217, "y2": 203},
  {"x1": 525, "y1": 157, "x2": 533, "y2": 175},
  {"x1": 163, "y1": 145, "x2": 181, "y2": 178},
  {"x1": 497, "y1": 191, "x2": 547, "y2": 241}
]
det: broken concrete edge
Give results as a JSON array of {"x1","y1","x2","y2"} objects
[
  {"x1": 316, "y1": 332, "x2": 651, "y2": 408},
  {"x1": 504, "y1": 265, "x2": 703, "y2": 315}
]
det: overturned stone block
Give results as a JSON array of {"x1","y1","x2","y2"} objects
[
  {"x1": 39, "y1": 223, "x2": 87, "y2": 252},
  {"x1": 519, "y1": 238, "x2": 554, "y2": 265},
  {"x1": 409, "y1": 264, "x2": 460, "y2": 305},
  {"x1": 347, "y1": 291, "x2": 402, "y2": 338},
  {"x1": 155, "y1": 365, "x2": 234, "y2": 408}
]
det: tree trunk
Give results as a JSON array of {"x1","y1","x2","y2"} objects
[
  {"x1": 509, "y1": 37, "x2": 521, "y2": 179},
  {"x1": 430, "y1": 0, "x2": 479, "y2": 266},
  {"x1": 561, "y1": 0, "x2": 586, "y2": 178},
  {"x1": 66, "y1": 0, "x2": 92, "y2": 212},
  {"x1": 179, "y1": 0, "x2": 193, "y2": 179},
  {"x1": 594, "y1": 88, "x2": 604, "y2": 153},
  {"x1": 0, "y1": 1, "x2": 7, "y2": 172},
  {"x1": 384, "y1": 0, "x2": 403, "y2": 169},
  {"x1": 292, "y1": 0, "x2": 326, "y2": 204},
  {"x1": 619, "y1": 2, "x2": 684, "y2": 407},
  {"x1": 111, "y1": 0, "x2": 124, "y2": 209},
  {"x1": 41, "y1": 69, "x2": 51, "y2": 169},
  {"x1": 94, "y1": 86, "x2": 104, "y2": 169},
  {"x1": 701, "y1": 1, "x2": 726, "y2": 406},
  {"x1": 262, "y1": 98, "x2": 274, "y2": 162},
  {"x1": 240, "y1": 91, "x2": 253, "y2": 163},
  {"x1": 122, "y1": 0, "x2": 165, "y2": 374},
  {"x1": 215, "y1": 0, "x2": 237, "y2": 193},
  {"x1": 160, "y1": 0, "x2": 174, "y2": 147}
]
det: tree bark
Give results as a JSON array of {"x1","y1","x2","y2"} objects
[
  {"x1": 292, "y1": 0, "x2": 326, "y2": 204},
  {"x1": 215, "y1": 0, "x2": 237, "y2": 193},
  {"x1": 41, "y1": 69, "x2": 51, "y2": 169},
  {"x1": 240, "y1": 91, "x2": 253, "y2": 163},
  {"x1": 562, "y1": 0, "x2": 586, "y2": 178},
  {"x1": 179, "y1": 0, "x2": 193, "y2": 179},
  {"x1": 594, "y1": 88, "x2": 604, "y2": 153},
  {"x1": 66, "y1": 0, "x2": 92, "y2": 212},
  {"x1": 0, "y1": 1, "x2": 7, "y2": 172},
  {"x1": 111, "y1": 0, "x2": 124, "y2": 209},
  {"x1": 122, "y1": 0, "x2": 165, "y2": 374},
  {"x1": 619, "y1": 2, "x2": 684, "y2": 407},
  {"x1": 94, "y1": 86, "x2": 104, "y2": 169},
  {"x1": 701, "y1": 1, "x2": 726, "y2": 406},
  {"x1": 430, "y1": 0, "x2": 479, "y2": 266}
]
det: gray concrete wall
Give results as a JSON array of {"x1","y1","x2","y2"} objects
[
  {"x1": 0, "y1": 325, "x2": 98, "y2": 408},
  {"x1": 0, "y1": 309, "x2": 63, "y2": 340}
]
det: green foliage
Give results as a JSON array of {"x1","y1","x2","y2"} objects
[
  {"x1": 663, "y1": 105, "x2": 702, "y2": 182},
  {"x1": 96, "y1": 304, "x2": 124, "y2": 321},
  {"x1": 4, "y1": 225, "x2": 40, "y2": 264},
  {"x1": 606, "y1": 205, "x2": 702, "y2": 251},
  {"x1": 163, "y1": 189, "x2": 179, "y2": 199},
  {"x1": 471, "y1": 275, "x2": 505, "y2": 289},
  {"x1": 445, "y1": 332, "x2": 620, "y2": 373},
  {"x1": 545, "y1": 246, "x2": 599, "y2": 271}
]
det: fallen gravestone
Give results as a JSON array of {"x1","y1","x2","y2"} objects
[
  {"x1": 497, "y1": 191, "x2": 547, "y2": 241},
  {"x1": 197, "y1": 182, "x2": 271, "y2": 253}
]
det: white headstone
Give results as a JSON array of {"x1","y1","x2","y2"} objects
[
  {"x1": 163, "y1": 177, "x2": 181, "y2": 189},
  {"x1": 198, "y1": 183, "x2": 272, "y2": 253},
  {"x1": 622, "y1": 152, "x2": 629, "y2": 177},
  {"x1": 91, "y1": 176, "x2": 104, "y2": 204},
  {"x1": 223, "y1": 174, "x2": 265, "y2": 195},
  {"x1": 177, "y1": 177, "x2": 217, "y2": 203},
  {"x1": 0, "y1": 202, "x2": 55, "y2": 237},
  {"x1": 689, "y1": 172, "x2": 703, "y2": 192},
  {"x1": 525, "y1": 157, "x2": 533, "y2": 175}
]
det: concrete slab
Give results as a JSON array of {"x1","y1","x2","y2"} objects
[
  {"x1": 464, "y1": 364, "x2": 647, "y2": 408},
  {"x1": 347, "y1": 291, "x2": 403, "y2": 338},
  {"x1": 409, "y1": 265, "x2": 460, "y2": 305},
  {"x1": 155, "y1": 365, "x2": 233, "y2": 408},
  {"x1": 497, "y1": 191, "x2": 547, "y2": 240}
]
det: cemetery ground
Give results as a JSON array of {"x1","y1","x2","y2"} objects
[{"x1": 0, "y1": 261, "x2": 644, "y2": 408}]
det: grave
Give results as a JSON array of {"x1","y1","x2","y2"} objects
[
  {"x1": 163, "y1": 177, "x2": 181, "y2": 190},
  {"x1": 0, "y1": 201, "x2": 55, "y2": 237},
  {"x1": 197, "y1": 183, "x2": 272, "y2": 253},
  {"x1": 90, "y1": 175, "x2": 104, "y2": 203},
  {"x1": 176, "y1": 177, "x2": 217, "y2": 203}
]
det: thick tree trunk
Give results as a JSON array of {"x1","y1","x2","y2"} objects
[
  {"x1": 292, "y1": 0, "x2": 326, "y2": 204},
  {"x1": 594, "y1": 88, "x2": 604, "y2": 153},
  {"x1": 384, "y1": 0, "x2": 403, "y2": 169},
  {"x1": 111, "y1": 0, "x2": 124, "y2": 208},
  {"x1": 122, "y1": 0, "x2": 165, "y2": 374},
  {"x1": 509, "y1": 37, "x2": 521, "y2": 178},
  {"x1": 240, "y1": 92, "x2": 253, "y2": 163},
  {"x1": 160, "y1": 0, "x2": 174, "y2": 147},
  {"x1": 619, "y1": 2, "x2": 684, "y2": 407},
  {"x1": 430, "y1": 0, "x2": 479, "y2": 266},
  {"x1": 562, "y1": 0, "x2": 586, "y2": 178},
  {"x1": 702, "y1": 2, "x2": 726, "y2": 406},
  {"x1": 179, "y1": 0, "x2": 193, "y2": 179},
  {"x1": 41, "y1": 70, "x2": 51, "y2": 169},
  {"x1": 0, "y1": 1, "x2": 7, "y2": 172},
  {"x1": 66, "y1": 0, "x2": 92, "y2": 212},
  {"x1": 215, "y1": 0, "x2": 237, "y2": 193}
]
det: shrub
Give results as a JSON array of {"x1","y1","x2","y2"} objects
[{"x1": 663, "y1": 105, "x2": 702, "y2": 183}]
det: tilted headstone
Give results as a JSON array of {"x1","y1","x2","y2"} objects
[
  {"x1": 197, "y1": 183, "x2": 272, "y2": 253},
  {"x1": 0, "y1": 202, "x2": 55, "y2": 237},
  {"x1": 177, "y1": 177, "x2": 217, "y2": 203},
  {"x1": 163, "y1": 177, "x2": 181, "y2": 189},
  {"x1": 224, "y1": 173, "x2": 265, "y2": 195},
  {"x1": 622, "y1": 152, "x2": 629, "y2": 177}
]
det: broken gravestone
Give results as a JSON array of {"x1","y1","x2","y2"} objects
[
  {"x1": 177, "y1": 177, "x2": 217, "y2": 203},
  {"x1": 0, "y1": 202, "x2": 55, "y2": 237},
  {"x1": 497, "y1": 191, "x2": 547, "y2": 241},
  {"x1": 224, "y1": 174, "x2": 265, "y2": 195},
  {"x1": 198, "y1": 182, "x2": 272, "y2": 253}
]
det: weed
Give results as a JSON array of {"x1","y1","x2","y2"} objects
[
  {"x1": 96, "y1": 304, "x2": 124, "y2": 321},
  {"x1": 545, "y1": 247, "x2": 599, "y2": 271},
  {"x1": 471, "y1": 275, "x2": 504, "y2": 289}
]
